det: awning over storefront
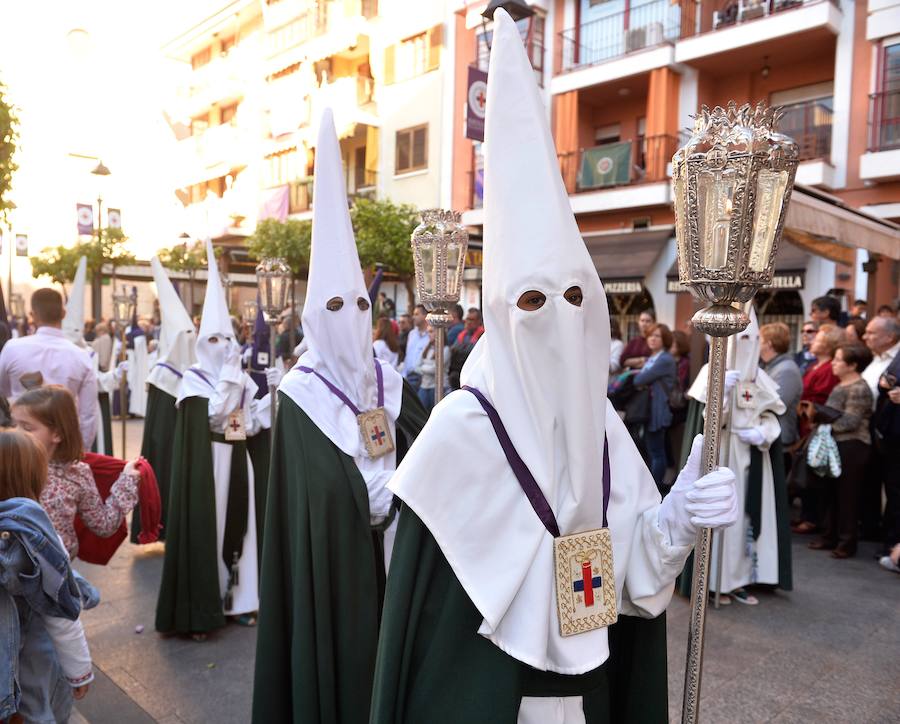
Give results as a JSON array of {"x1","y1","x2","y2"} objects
[
  {"x1": 583, "y1": 226, "x2": 673, "y2": 290},
  {"x1": 785, "y1": 186, "x2": 900, "y2": 262}
]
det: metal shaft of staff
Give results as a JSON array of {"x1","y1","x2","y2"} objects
[
  {"x1": 682, "y1": 335, "x2": 728, "y2": 724},
  {"x1": 268, "y1": 322, "x2": 278, "y2": 431},
  {"x1": 118, "y1": 329, "x2": 128, "y2": 458},
  {"x1": 434, "y1": 326, "x2": 446, "y2": 404}
]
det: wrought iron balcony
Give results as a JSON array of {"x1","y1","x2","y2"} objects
[
  {"x1": 557, "y1": 135, "x2": 680, "y2": 193},
  {"x1": 869, "y1": 90, "x2": 900, "y2": 152},
  {"x1": 777, "y1": 98, "x2": 833, "y2": 162}
]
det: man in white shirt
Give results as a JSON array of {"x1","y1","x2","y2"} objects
[
  {"x1": 0, "y1": 288, "x2": 98, "y2": 447},
  {"x1": 400, "y1": 304, "x2": 429, "y2": 384},
  {"x1": 862, "y1": 316, "x2": 900, "y2": 407}
]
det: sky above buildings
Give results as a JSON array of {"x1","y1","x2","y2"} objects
[{"x1": 0, "y1": 0, "x2": 225, "y2": 280}]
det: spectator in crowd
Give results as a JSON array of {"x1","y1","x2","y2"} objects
[
  {"x1": 83, "y1": 319, "x2": 97, "y2": 343},
  {"x1": 861, "y1": 316, "x2": 900, "y2": 402},
  {"x1": 401, "y1": 305, "x2": 430, "y2": 389},
  {"x1": 633, "y1": 323, "x2": 677, "y2": 488},
  {"x1": 670, "y1": 330, "x2": 691, "y2": 393},
  {"x1": 91, "y1": 322, "x2": 114, "y2": 373},
  {"x1": 621, "y1": 309, "x2": 655, "y2": 369},
  {"x1": 378, "y1": 291, "x2": 396, "y2": 319},
  {"x1": 850, "y1": 299, "x2": 868, "y2": 319},
  {"x1": 875, "y1": 350, "x2": 900, "y2": 571},
  {"x1": 860, "y1": 316, "x2": 900, "y2": 540},
  {"x1": 446, "y1": 304, "x2": 465, "y2": 347},
  {"x1": 845, "y1": 317, "x2": 867, "y2": 344},
  {"x1": 810, "y1": 295, "x2": 841, "y2": 326},
  {"x1": 373, "y1": 315, "x2": 400, "y2": 367},
  {"x1": 447, "y1": 307, "x2": 484, "y2": 390},
  {"x1": 792, "y1": 324, "x2": 842, "y2": 535},
  {"x1": 795, "y1": 320, "x2": 818, "y2": 374},
  {"x1": 415, "y1": 324, "x2": 450, "y2": 411},
  {"x1": 806, "y1": 344, "x2": 874, "y2": 558},
  {"x1": 0, "y1": 289, "x2": 98, "y2": 448},
  {"x1": 877, "y1": 304, "x2": 896, "y2": 318},
  {"x1": 396, "y1": 313, "x2": 412, "y2": 366},
  {"x1": 609, "y1": 320, "x2": 624, "y2": 375},
  {"x1": 760, "y1": 322, "x2": 803, "y2": 452}
]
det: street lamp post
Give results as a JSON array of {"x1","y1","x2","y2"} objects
[
  {"x1": 91, "y1": 160, "x2": 111, "y2": 321},
  {"x1": 255, "y1": 257, "x2": 291, "y2": 431},
  {"x1": 111, "y1": 287, "x2": 136, "y2": 458},
  {"x1": 673, "y1": 102, "x2": 798, "y2": 724},
  {"x1": 410, "y1": 210, "x2": 468, "y2": 404},
  {"x1": 5, "y1": 201, "x2": 16, "y2": 312}
]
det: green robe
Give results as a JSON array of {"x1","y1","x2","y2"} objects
[
  {"x1": 132, "y1": 384, "x2": 176, "y2": 543},
  {"x1": 155, "y1": 395, "x2": 271, "y2": 634},
  {"x1": 93, "y1": 392, "x2": 113, "y2": 456},
  {"x1": 251, "y1": 383, "x2": 427, "y2": 724},
  {"x1": 370, "y1": 509, "x2": 669, "y2": 723},
  {"x1": 676, "y1": 399, "x2": 792, "y2": 596}
]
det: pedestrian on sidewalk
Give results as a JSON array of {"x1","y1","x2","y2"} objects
[
  {"x1": 0, "y1": 428, "x2": 94, "y2": 722},
  {"x1": 10, "y1": 385, "x2": 140, "y2": 560}
]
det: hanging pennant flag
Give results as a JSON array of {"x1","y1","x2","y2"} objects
[
  {"x1": 107, "y1": 208, "x2": 122, "y2": 229},
  {"x1": 77, "y1": 203, "x2": 94, "y2": 235},
  {"x1": 15, "y1": 235, "x2": 28, "y2": 257},
  {"x1": 465, "y1": 66, "x2": 488, "y2": 142}
]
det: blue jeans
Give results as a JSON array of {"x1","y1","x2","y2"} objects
[
  {"x1": 418, "y1": 387, "x2": 435, "y2": 411},
  {"x1": 644, "y1": 428, "x2": 668, "y2": 488}
]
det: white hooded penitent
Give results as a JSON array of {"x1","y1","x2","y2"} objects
[
  {"x1": 279, "y1": 107, "x2": 402, "y2": 457},
  {"x1": 388, "y1": 9, "x2": 690, "y2": 675},
  {"x1": 146, "y1": 256, "x2": 197, "y2": 398},
  {"x1": 63, "y1": 256, "x2": 88, "y2": 345}
]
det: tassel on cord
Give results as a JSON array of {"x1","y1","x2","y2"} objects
[{"x1": 223, "y1": 552, "x2": 240, "y2": 611}]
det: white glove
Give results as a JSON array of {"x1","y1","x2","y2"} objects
[
  {"x1": 734, "y1": 426, "x2": 766, "y2": 447},
  {"x1": 724, "y1": 370, "x2": 741, "y2": 395},
  {"x1": 242, "y1": 347, "x2": 253, "y2": 364},
  {"x1": 658, "y1": 434, "x2": 739, "y2": 548},
  {"x1": 113, "y1": 360, "x2": 128, "y2": 383},
  {"x1": 265, "y1": 367, "x2": 283, "y2": 389},
  {"x1": 364, "y1": 470, "x2": 394, "y2": 526}
]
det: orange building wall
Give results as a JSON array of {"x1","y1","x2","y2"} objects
[{"x1": 451, "y1": 9, "x2": 477, "y2": 212}]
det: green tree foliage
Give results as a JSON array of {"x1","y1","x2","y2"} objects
[
  {"x1": 79, "y1": 227, "x2": 136, "y2": 274},
  {"x1": 29, "y1": 244, "x2": 86, "y2": 295},
  {"x1": 350, "y1": 197, "x2": 418, "y2": 277},
  {"x1": 246, "y1": 218, "x2": 312, "y2": 276},
  {"x1": 0, "y1": 79, "x2": 18, "y2": 224}
]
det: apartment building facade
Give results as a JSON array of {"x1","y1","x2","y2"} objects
[
  {"x1": 162, "y1": 0, "x2": 457, "y2": 313},
  {"x1": 451, "y1": 0, "x2": 900, "y2": 341}
]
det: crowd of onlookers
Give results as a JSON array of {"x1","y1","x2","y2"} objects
[{"x1": 609, "y1": 295, "x2": 900, "y2": 575}]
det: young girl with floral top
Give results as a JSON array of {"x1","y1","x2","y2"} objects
[
  {"x1": 0, "y1": 427, "x2": 93, "y2": 720},
  {"x1": 10, "y1": 385, "x2": 140, "y2": 560}
]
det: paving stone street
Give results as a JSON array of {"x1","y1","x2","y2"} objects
[{"x1": 70, "y1": 420, "x2": 899, "y2": 723}]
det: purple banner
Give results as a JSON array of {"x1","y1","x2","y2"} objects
[
  {"x1": 465, "y1": 66, "x2": 488, "y2": 143},
  {"x1": 258, "y1": 184, "x2": 289, "y2": 222},
  {"x1": 107, "y1": 208, "x2": 122, "y2": 229},
  {"x1": 77, "y1": 203, "x2": 94, "y2": 235}
]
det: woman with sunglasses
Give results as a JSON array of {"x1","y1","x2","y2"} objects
[{"x1": 794, "y1": 321, "x2": 819, "y2": 375}]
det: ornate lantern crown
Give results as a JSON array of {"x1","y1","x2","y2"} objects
[
  {"x1": 112, "y1": 287, "x2": 135, "y2": 327},
  {"x1": 255, "y1": 257, "x2": 291, "y2": 324},
  {"x1": 672, "y1": 102, "x2": 799, "y2": 335},
  {"x1": 410, "y1": 209, "x2": 469, "y2": 312}
]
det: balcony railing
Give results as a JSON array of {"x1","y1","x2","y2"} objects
[
  {"x1": 778, "y1": 98, "x2": 833, "y2": 162},
  {"x1": 868, "y1": 90, "x2": 900, "y2": 152},
  {"x1": 558, "y1": 0, "x2": 689, "y2": 73},
  {"x1": 350, "y1": 169, "x2": 377, "y2": 199},
  {"x1": 288, "y1": 177, "x2": 313, "y2": 214},
  {"x1": 557, "y1": 135, "x2": 680, "y2": 193},
  {"x1": 557, "y1": 0, "x2": 837, "y2": 74},
  {"x1": 476, "y1": 34, "x2": 544, "y2": 86}
]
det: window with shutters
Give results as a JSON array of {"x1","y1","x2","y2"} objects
[
  {"x1": 395, "y1": 125, "x2": 428, "y2": 174},
  {"x1": 383, "y1": 24, "x2": 443, "y2": 84}
]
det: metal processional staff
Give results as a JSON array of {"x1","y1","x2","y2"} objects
[{"x1": 672, "y1": 102, "x2": 798, "y2": 723}]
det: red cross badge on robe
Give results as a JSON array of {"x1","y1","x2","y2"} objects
[
  {"x1": 357, "y1": 408, "x2": 395, "y2": 459},
  {"x1": 224, "y1": 409, "x2": 247, "y2": 441},
  {"x1": 554, "y1": 529, "x2": 618, "y2": 636},
  {"x1": 736, "y1": 381, "x2": 759, "y2": 410}
]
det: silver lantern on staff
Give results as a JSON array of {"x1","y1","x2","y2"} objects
[
  {"x1": 410, "y1": 209, "x2": 468, "y2": 404},
  {"x1": 111, "y1": 286, "x2": 136, "y2": 458},
  {"x1": 255, "y1": 257, "x2": 291, "y2": 430},
  {"x1": 672, "y1": 102, "x2": 798, "y2": 724}
]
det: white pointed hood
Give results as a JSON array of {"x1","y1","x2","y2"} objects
[
  {"x1": 689, "y1": 305, "x2": 785, "y2": 423},
  {"x1": 195, "y1": 239, "x2": 237, "y2": 378},
  {"x1": 63, "y1": 256, "x2": 87, "y2": 345},
  {"x1": 389, "y1": 10, "x2": 641, "y2": 675},
  {"x1": 146, "y1": 256, "x2": 197, "y2": 398},
  {"x1": 279, "y1": 108, "x2": 402, "y2": 457}
]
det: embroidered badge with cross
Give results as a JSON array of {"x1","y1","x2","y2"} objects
[
  {"x1": 736, "y1": 381, "x2": 758, "y2": 409},
  {"x1": 358, "y1": 408, "x2": 395, "y2": 459},
  {"x1": 224, "y1": 409, "x2": 247, "y2": 441}
]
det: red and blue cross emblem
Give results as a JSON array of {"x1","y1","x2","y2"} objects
[
  {"x1": 573, "y1": 560, "x2": 601, "y2": 607},
  {"x1": 370, "y1": 425, "x2": 386, "y2": 447}
]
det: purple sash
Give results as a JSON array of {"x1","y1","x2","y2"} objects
[
  {"x1": 463, "y1": 386, "x2": 611, "y2": 537},
  {"x1": 297, "y1": 362, "x2": 385, "y2": 416}
]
